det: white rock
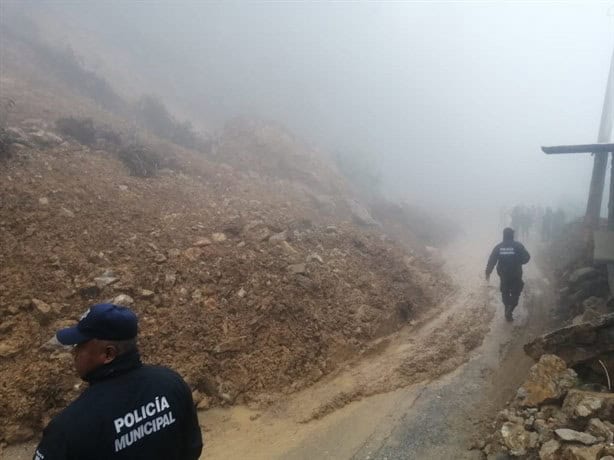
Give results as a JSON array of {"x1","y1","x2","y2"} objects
[
  {"x1": 38, "y1": 197, "x2": 49, "y2": 205},
  {"x1": 194, "y1": 238, "x2": 212, "y2": 247},
  {"x1": 211, "y1": 233, "x2": 227, "y2": 242},
  {"x1": 112, "y1": 294, "x2": 134, "y2": 306}
]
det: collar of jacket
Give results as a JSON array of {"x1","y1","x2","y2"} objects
[{"x1": 84, "y1": 348, "x2": 143, "y2": 384}]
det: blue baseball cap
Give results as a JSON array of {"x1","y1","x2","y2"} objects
[{"x1": 56, "y1": 304, "x2": 138, "y2": 345}]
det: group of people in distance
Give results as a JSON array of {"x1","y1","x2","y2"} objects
[{"x1": 500, "y1": 204, "x2": 566, "y2": 242}]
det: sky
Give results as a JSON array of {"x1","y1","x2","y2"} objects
[{"x1": 27, "y1": 1, "x2": 614, "y2": 215}]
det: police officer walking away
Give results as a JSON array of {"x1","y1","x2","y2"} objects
[
  {"x1": 34, "y1": 303, "x2": 203, "y2": 460},
  {"x1": 485, "y1": 228, "x2": 531, "y2": 321}
]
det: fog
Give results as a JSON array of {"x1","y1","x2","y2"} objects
[{"x1": 16, "y1": 2, "x2": 614, "y2": 216}]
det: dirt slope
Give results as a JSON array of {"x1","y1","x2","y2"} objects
[{"x1": 0, "y1": 122, "x2": 452, "y2": 445}]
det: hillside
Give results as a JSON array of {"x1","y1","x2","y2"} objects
[{"x1": 0, "y1": 26, "x2": 453, "y2": 444}]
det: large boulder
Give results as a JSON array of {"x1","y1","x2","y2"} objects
[
  {"x1": 562, "y1": 390, "x2": 614, "y2": 422},
  {"x1": 516, "y1": 354, "x2": 578, "y2": 407},
  {"x1": 524, "y1": 313, "x2": 614, "y2": 366}
]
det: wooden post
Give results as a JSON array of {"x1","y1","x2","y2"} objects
[{"x1": 585, "y1": 47, "x2": 614, "y2": 229}]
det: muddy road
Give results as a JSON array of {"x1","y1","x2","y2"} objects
[
  {"x1": 2, "y1": 228, "x2": 553, "y2": 460},
  {"x1": 196, "y1": 229, "x2": 553, "y2": 460}
]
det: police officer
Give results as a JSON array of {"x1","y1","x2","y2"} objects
[
  {"x1": 485, "y1": 227, "x2": 531, "y2": 321},
  {"x1": 34, "y1": 304, "x2": 203, "y2": 460}
]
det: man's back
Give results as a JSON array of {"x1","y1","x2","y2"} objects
[
  {"x1": 487, "y1": 240, "x2": 530, "y2": 279},
  {"x1": 35, "y1": 358, "x2": 202, "y2": 460}
]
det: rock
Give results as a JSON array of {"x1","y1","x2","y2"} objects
[
  {"x1": 249, "y1": 227, "x2": 272, "y2": 242},
  {"x1": 306, "y1": 253, "x2": 324, "y2": 264},
  {"x1": 197, "y1": 396, "x2": 210, "y2": 410},
  {"x1": 601, "y1": 456, "x2": 614, "y2": 460},
  {"x1": 31, "y1": 298, "x2": 51, "y2": 315},
  {"x1": 214, "y1": 337, "x2": 247, "y2": 354},
  {"x1": 524, "y1": 313, "x2": 614, "y2": 366},
  {"x1": 561, "y1": 444, "x2": 604, "y2": 460},
  {"x1": 569, "y1": 267, "x2": 600, "y2": 284},
  {"x1": 112, "y1": 294, "x2": 134, "y2": 306},
  {"x1": 194, "y1": 238, "x2": 212, "y2": 247},
  {"x1": 287, "y1": 263, "x2": 307, "y2": 275},
  {"x1": 539, "y1": 439, "x2": 561, "y2": 460},
  {"x1": 555, "y1": 428, "x2": 598, "y2": 445},
  {"x1": 516, "y1": 354, "x2": 578, "y2": 407},
  {"x1": 586, "y1": 418, "x2": 614, "y2": 442},
  {"x1": 183, "y1": 247, "x2": 203, "y2": 262},
  {"x1": 237, "y1": 288, "x2": 246, "y2": 298},
  {"x1": 140, "y1": 289, "x2": 155, "y2": 299},
  {"x1": 38, "y1": 197, "x2": 49, "y2": 205},
  {"x1": 281, "y1": 241, "x2": 298, "y2": 254},
  {"x1": 118, "y1": 185, "x2": 129, "y2": 191},
  {"x1": 3, "y1": 424, "x2": 35, "y2": 443},
  {"x1": 269, "y1": 231, "x2": 288, "y2": 242},
  {"x1": 211, "y1": 232, "x2": 227, "y2": 242},
  {"x1": 191, "y1": 390, "x2": 204, "y2": 405},
  {"x1": 164, "y1": 273, "x2": 177, "y2": 288},
  {"x1": 31, "y1": 298, "x2": 52, "y2": 323},
  {"x1": 348, "y1": 199, "x2": 379, "y2": 226},
  {"x1": 30, "y1": 130, "x2": 63, "y2": 146},
  {"x1": 0, "y1": 341, "x2": 21, "y2": 358},
  {"x1": 500, "y1": 422, "x2": 538, "y2": 456},
  {"x1": 563, "y1": 390, "x2": 614, "y2": 422},
  {"x1": 94, "y1": 274, "x2": 119, "y2": 288},
  {"x1": 59, "y1": 207, "x2": 75, "y2": 218},
  {"x1": 154, "y1": 253, "x2": 167, "y2": 263}
]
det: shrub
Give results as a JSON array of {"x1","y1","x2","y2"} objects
[
  {"x1": 117, "y1": 143, "x2": 164, "y2": 177},
  {"x1": 56, "y1": 117, "x2": 97, "y2": 145},
  {"x1": 134, "y1": 95, "x2": 201, "y2": 150}
]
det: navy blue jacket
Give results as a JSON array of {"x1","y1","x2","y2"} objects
[
  {"x1": 486, "y1": 239, "x2": 530, "y2": 279},
  {"x1": 34, "y1": 350, "x2": 203, "y2": 460}
]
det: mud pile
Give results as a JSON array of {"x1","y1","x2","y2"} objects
[{"x1": 0, "y1": 120, "x2": 451, "y2": 444}]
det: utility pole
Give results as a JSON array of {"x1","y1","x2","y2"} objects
[{"x1": 585, "y1": 46, "x2": 614, "y2": 229}]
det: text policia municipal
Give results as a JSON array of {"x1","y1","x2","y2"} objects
[{"x1": 113, "y1": 395, "x2": 176, "y2": 452}]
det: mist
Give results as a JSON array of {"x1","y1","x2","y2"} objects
[{"x1": 10, "y1": 1, "x2": 614, "y2": 216}]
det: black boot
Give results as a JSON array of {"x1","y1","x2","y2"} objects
[{"x1": 504, "y1": 304, "x2": 513, "y2": 322}]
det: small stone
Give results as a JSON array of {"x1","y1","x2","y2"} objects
[
  {"x1": 237, "y1": 288, "x2": 246, "y2": 298},
  {"x1": 59, "y1": 207, "x2": 75, "y2": 218},
  {"x1": 211, "y1": 233, "x2": 227, "y2": 242},
  {"x1": 287, "y1": 263, "x2": 306, "y2": 275},
  {"x1": 31, "y1": 298, "x2": 51, "y2": 315},
  {"x1": 197, "y1": 396, "x2": 210, "y2": 410},
  {"x1": 586, "y1": 418, "x2": 613, "y2": 443},
  {"x1": 94, "y1": 275, "x2": 119, "y2": 289},
  {"x1": 38, "y1": 197, "x2": 49, "y2": 205},
  {"x1": 118, "y1": 185, "x2": 128, "y2": 191},
  {"x1": 561, "y1": 443, "x2": 604, "y2": 460},
  {"x1": 307, "y1": 253, "x2": 324, "y2": 264},
  {"x1": 269, "y1": 231, "x2": 287, "y2": 242},
  {"x1": 539, "y1": 439, "x2": 561, "y2": 460},
  {"x1": 501, "y1": 422, "x2": 536, "y2": 456},
  {"x1": 194, "y1": 238, "x2": 212, "y2": 247},
  {"x1": 183, "y1": 247, "x2": 203, "y2": 262},
  {"x1": 164, "y1": 273, "x2": 176, "y2": 288},
  {"x1": 112, "y1": 294, "x2": 134, "y2": 306},
  {"x1": 140, "y1": 289, "x2": 155, "y2": 299},
  {"x1": 154, "y1": 253, "x2": 167, "y2": 263},
  {"x1": 555, "y1": 428, "x2": 598, "y2": 445},
  {"x1": 191, "y1": 390, "x2": 204, "y2": 405},
  {"x1": 0, "y1": 341, "x2": 21, "y2": 358}
]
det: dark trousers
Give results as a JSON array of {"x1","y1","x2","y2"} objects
[{"x1": 500, "y1": 276, "x2": 524, "y2": 310}]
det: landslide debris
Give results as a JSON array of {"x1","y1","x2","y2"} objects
[{"x1": 0, "y1": 119, "x2": 451, "y2": 444}]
